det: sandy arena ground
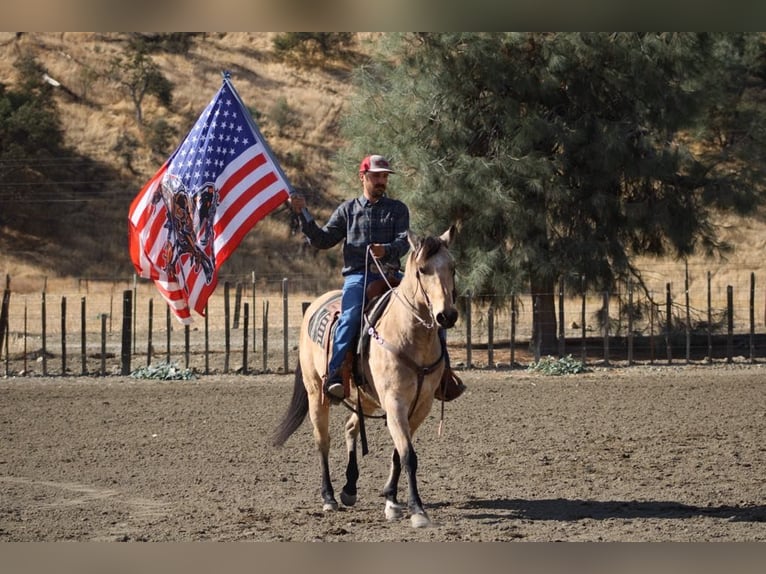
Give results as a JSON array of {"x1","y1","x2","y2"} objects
[{"x1": 1, "y1": 363, "x2": 765, "y2": 542}]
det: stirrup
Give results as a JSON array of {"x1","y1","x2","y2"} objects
[{"x1": 435, "y1": 368, "x2": 466, "y2": 402}]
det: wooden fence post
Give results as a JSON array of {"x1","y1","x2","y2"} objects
[
  {"x1": 166, "y1": 304, "x2": 171, "y2": 363},
  {"x1": 184, "y1": 325, "x2": 190, "y2": 369},
  {"x1": 262, "y1": 300, "x2": 269, "y2": 372},
  {"x1": 580, "y1": 276, "x2": 587, "y2": 364},
  {"x1": 147, "y1": 298, "x2": 153, "y2": 367},
  {"x1": 685, "y1": 262, "x2": 691, "y2": 364},
  {"x1": 750, "y1": 272, "x2": 755, "y2": 363},
  {"x1": 80, "y1": 297, "x2": 87, "y2": 375},
  {"x1": 224, "y1": 281, "x2": 231, "y2": 374},
  {"x1": 558, "y1": 277, "x2": 565, "y2": 358},
  {"x1": 243, "y1": 302, "x2": 249, "y2": 374},
  {"x1": 61, "y1": 296, "x2": 67, "y2": 375},
  {"x1": 0, "y1": 275, "x2": 10, "y2": 362},
  {"x1": 603, "y1": 291, "x2": 610, "y2": 366},
  {"x1": 727, "y1": 285, "x2": 733, "y2": 363},
  {"x1": 100, "y1": 313, "x2": 107, "y2": 376},
  {"x1": 121, "y1": 289, "x2": 132, "y2": 376},
  {"x1": 41, "y1": 291, "x2": 47, "y2": 376},
  {"x1": 665, "y1": 282, "x2": 672, "y2": 365},
  {"x1": 707, "y1": 271, "x2": 713, "y2": 363},
  {"x1": 627, "y1": 282, "x2": 634, "y2": 365},
  {"x1": 487, "y1": 304, "x2": 494, "y2": 367},
  {"x1": 465, "y1": 291, "x2": 472, "y2": 368},
  {"x1": 510, "y1": 294, "x2": 516, "y2": 367},
  {"x1": 204, "y1": 303, "x2": 210, "y2": 375}
]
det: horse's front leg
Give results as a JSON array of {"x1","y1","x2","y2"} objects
[
  {"x1": 340, "y1": 414, "x2": 360, "y2": 507},
  {"x1": 382, "y1": 448, "x2": 406, "y2": 521},
  {"x1": 400, "y1": 440, "x2": 429, "y2": 527}
]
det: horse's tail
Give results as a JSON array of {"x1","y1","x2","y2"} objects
[{"x1": 272, "y1": 362, "x2": 309, "y2": 447}]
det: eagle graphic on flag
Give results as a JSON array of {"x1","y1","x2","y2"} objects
[{"x1": 128, "y1": 72, "x2": 291, "y2": 323}]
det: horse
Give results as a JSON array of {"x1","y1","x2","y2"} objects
[{"x1": 272, "y1": 226, "x2": 458, "y2": 528}]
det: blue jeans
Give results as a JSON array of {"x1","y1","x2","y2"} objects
[{"x1": 328, "y1": 273, "x2": 379, "y2": 376}]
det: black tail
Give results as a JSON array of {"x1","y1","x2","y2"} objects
[{"x1": 271, "y1": 362, "x2": 309, "y2": 447}]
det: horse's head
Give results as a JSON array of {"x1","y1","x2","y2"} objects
[{"x1": 406, "y1": 225, "x2": 458, "y2": 329}]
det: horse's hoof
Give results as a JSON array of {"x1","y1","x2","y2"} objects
[
  {"x1": 410, "y1": 513, "x2": 430, "y2": 528},
  {"x1": 384, "y1": 500, "x2": 405, "y2": 521},
  {"x1": 340, "y1": 490, "x2": 357, "y2": 507},
  {"x1": 322, "y1": 500, "x2": 339, "y2": 512}
]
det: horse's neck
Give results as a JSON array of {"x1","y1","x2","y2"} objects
[{"x1": 379, "y1": 276, "x2": 439, "y2": 353}]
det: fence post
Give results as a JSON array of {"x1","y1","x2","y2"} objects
[
  {"x1": 166, "y1": 304, "x2": 171, "y2": 363},
  {"x1": 147, "y1": 298, "x2": 153, "y2": 366},
  {"x1": 252, "y1": 272, "x2": 257, "y2": 353},
  {"x1": 0, "y1": 275, "x2": 10, "y2": 362},
  {"x1": 100, "y1": 313, "x2": 107, "y2": 376},
  {"x1": 121, "y1": 289, "x2": 132, "y2": 376},
  {"x1": 224, "y1": 281, "x2": 231, "y2": 374},
  {"x1": 282, "y1": 277, "x2": 289, "y2": 373},
  {"x1": 41, "y1": 291, "x2": 47, "y2": 376},
  {"x1": 750, "y1": 272, "x2": 755, "y2": 363},
  {"x1": 510, "y1": 294, "x2": 516, "y2": 367},
  {"x1": 580, "y1": 275, "x2": 586, "y2": 364},
  {"x1": 685, "y1": 262, "x2": 691, "y2": 364},
  {"x1": 487, "y1": 304, "x2": 494, "y2": 367},
  {"x1": 627, "y1": 282, "x2": 634, "y2": 365},
  {"x1": 727, "y1": 285, "x2": 733, "y2": 364},
  {"x1": 465, "y1": 291, "x2": 472, "y2": 368},
  {"x1": 184, "y1": 325, "x2": 190, "y2": 369},
  {"x1": 665, "y1": 282, "x2": 672, "y2": 365},
  {"x1": 61, "y1": 296, "x2": 67, "y2": 375},
  {"x1": 558, "y1": 277, "x2": 565, "y2": 358},
  {"x1": 707, "y1": 271, "x2": 713, "y2": 363},
  {"x1": 603, "y1": 291, "x2": 610, "y2": 366},
  {"x1": 80, "y1": 297, "x2": 87, "y2": 375},
  {"x1": 262, "y1": 300, "x2": 269, "y2": 372},
  {"x1": 204, "y1": 303, "x2": 210, "y2": 375},
  {"x1": 243, "y1": 302, "x2": 249, "y2": 374},
  {"x1": 649, "y1": 290, "x2": 655, "y2": 365}
]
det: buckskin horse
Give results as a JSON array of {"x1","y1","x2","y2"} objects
[{"x1": 272, "y1": 226, "x2": 458, "y2": 528}]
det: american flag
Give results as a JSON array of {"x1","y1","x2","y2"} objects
[{"x1": 128, "y1": 73, "x2": 291, "y2": 323}]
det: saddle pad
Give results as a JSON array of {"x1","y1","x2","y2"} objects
[{"x1": 307, "y1": 292, "x2": 342, "y2": 349}]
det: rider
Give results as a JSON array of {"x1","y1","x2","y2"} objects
[{"x1": 289, "y1": 154, "x2": 465, "y2": 402}]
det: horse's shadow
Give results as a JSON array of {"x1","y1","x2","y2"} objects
[{"x1": 450, "y1": 498, "x2": 766, "y2": 523}]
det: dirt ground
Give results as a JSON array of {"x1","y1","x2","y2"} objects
[{"x1": 1, "y1": 362, "x2": 765, "y2": 542}]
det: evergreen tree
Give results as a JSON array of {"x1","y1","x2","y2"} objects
[{"x1": 339, "y1": 32, "x2": 764, "y2": 354}]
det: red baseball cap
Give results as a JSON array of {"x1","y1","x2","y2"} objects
[{"x1": 359, "y1": 154, "x2": 395, "y2": 174}]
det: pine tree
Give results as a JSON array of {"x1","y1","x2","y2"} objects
[{"x1": 339, "y1": 32, "x2": 764, "y2": 354}]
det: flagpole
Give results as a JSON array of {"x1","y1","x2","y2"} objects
[{"x1": 222, "y1": 71, "x2": 296, "y2": 197}]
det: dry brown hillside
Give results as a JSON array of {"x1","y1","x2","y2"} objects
[
  {"x1": 1, "y1": 32, "x2": 765, "y2": 304},
  {"x1": 0, "y1": 32, "x2": 374, "y2": 293}
]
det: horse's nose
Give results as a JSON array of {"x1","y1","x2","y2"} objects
[{"x1": 436, "y1": 308, "x2": 458, "y2": 329}]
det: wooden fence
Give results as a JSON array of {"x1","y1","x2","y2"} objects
[{"x1": 1, "y1": 270, "x2": 766, "y2": 377}]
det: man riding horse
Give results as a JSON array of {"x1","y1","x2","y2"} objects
[{"x1": 288, "y1": 154, "x2": 465, "y2": 403}]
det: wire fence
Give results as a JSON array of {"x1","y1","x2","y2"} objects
[{"x1": 2, "y1": 267, "x2": 766, "y2": 378}]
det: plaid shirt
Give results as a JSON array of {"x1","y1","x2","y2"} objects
[{"x1": 298, "y1": 194, "x2": 410, "y2": 276}]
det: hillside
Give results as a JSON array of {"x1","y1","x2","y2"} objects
[
  {"x1": 0, "y1": 32, "x2": 371, "y2": 293},
  {"x1": 2, "y1": 32, "x2": 766, "y2": 302}
]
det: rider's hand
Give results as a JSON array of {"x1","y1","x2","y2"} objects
[
  {"x1": 289, "y1": 194, "x2": 306, "y2": 214},
  {"x1": 370, "y1": 244, "x2": 386, "y2": 259}
]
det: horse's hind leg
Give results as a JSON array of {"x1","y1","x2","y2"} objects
[
  {"x1": 340, "y1": 414, "x2": 360, "y2": 507},
  {"x1": 307, "y1": 394, "x2": 338, "y2": 511}
]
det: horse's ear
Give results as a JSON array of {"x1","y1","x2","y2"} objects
[
  {"x1": 439, "y1": 225, "x2": 456, "y2": 247},
  {"x1": 407, "y1": 229, "x2": 421, "y2": 252}
]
